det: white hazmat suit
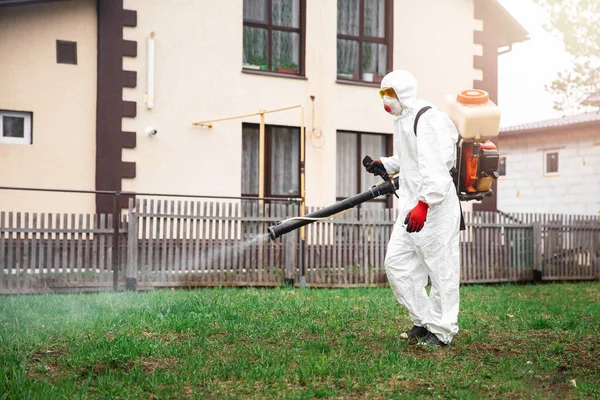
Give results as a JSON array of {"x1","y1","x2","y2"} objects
[{"x1": 378, "y1": 70, "x2": 461, "y2": 344}]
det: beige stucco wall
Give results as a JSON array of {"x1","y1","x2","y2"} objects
[
  {"x1": 122, "y1": 0, "x2": 478, "y2": 207},
  {"x1": 0, "y1": 0, "x2": 97, "y2": 214}
]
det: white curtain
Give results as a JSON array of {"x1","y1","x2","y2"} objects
[
  {"x1": 336, "y1": 132, "x2": 358, "y2": 198},
  {"x1": 360, "y1": 133, "x2": 387, "y2": 191},
  {"x1": 362, "y1": 42, "x2": 387, "y2": 76},
  {"x1": 272, "y1": 0, "x2": 299, "y2": 27},
  {"x1": 243, "y1": 0, "x2": 268, "y2": 22},
  {"x1": 337, "y1": 0, "x2": 359, "y2": 35},
  {"x1": 270, "y1": 127, "x2": 300, "y2": 195},
  {"x1": 364, "y1": 0, "x2": 385, "y2": 37},
  {"x1": 243, "y1": 27, "x2": 268, "y2": 66},
  {"x1": 272, "y1": 31, "x2": 300, "y2": 70},
  {"x1": 242, "y1": 125, "x2": 259, "y2": 195},
  {"x1": 243, "y1": 0, "x2": 268, "y2": 66},
  {"x1": 337, "y1": 0, "x2": 359, "y2": 76}
]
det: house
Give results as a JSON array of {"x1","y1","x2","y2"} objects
[
  {"x1": 496, "y1": 112, "x2": 600, "y2": 215},
  {"x1": 0, "y1": 0, "x2": 528, "y2": 215}
]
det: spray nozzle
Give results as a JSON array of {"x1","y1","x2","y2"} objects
[{"x1": 362, "y1": 155, "x2": 398, "y2": 199}]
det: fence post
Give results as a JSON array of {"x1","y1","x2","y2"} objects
[
  {"x1": 112, "y1": 193, "x2": 121, "y2": 291},
  {"x1": 126, "y1": 199, "x2": 138, "y2": 291},
  {"x1": 532, "y1": 222, "x2": 542, "y2": 282}
]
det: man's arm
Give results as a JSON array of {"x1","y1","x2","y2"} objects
[
  {"x1": 380, "y1": 155, "x2": 401, "y2": 174},
  {"x1": 415, "y1": 112, "x2": 454, "y2": 206}
]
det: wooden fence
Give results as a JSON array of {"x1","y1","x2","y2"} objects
[{"x1": 1, "y1": 199, "x2": 599, "y2": 294}]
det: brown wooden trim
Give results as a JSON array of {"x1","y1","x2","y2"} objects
[
  {"x1": 242, "y1": 69, "x2": 307, "y2": 80},
  {"x1": 56, "y1": 40, "x2": 77, "y2": 65},
  {"x1": 0, "y1": 0, "x2": 66, "y2": 6},
  {"x1": 335, "y1": 79, "x2": 380, "y2": 88},
  {"x1": 122, "y1": 70, "x2": 137, "y2": 88},
  {"x1": 122, "y1": 8, "x2": 136, "y2": 26},
  {"x1": 244, "y1": 21, "x2": 300, "y2": 33},
  {"x1": 386, "y1": 0, "x2": 393, "y2": 74},
  {"x1": 121, "y1": 131, "x2": 136, "y2": 149},
  {"x1": 121, "y1": 162, "x2": 136, "y2": 179},
  {"x1": 299, "y1": 0, "x2": 306, "y2": 76},
  {"x1": 122, "y1": 40, "x2": 137, "y2": 57},
  {"x1": 337, "y1": 34, "x2": 387, "y2": 44},
  {"x1": 95, "y1": 0, "x2": 137, "y2": 214},
  {"x1": 122, "y1": 101, "x2": 136, "y2": 118}
]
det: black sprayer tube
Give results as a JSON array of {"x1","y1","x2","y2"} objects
[{"x1": 267, "y1": 177, "x2": 399, "y2": 240}]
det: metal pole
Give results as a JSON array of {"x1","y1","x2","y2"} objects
[
  {"x1": 300, "y1": 105, "x2": 306, "y2": 288},
  {"x1": 192, "y1": 104, "x2": 303, "y2": 127},
  {"x1": 259, "y1": 111, "x2": 266, "y2": 204}
]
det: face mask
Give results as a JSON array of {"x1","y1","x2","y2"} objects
[{"x1": 383, "y1": 96, "x2": 403, "y2": 116}]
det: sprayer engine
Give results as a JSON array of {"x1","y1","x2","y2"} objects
[{"x1": 457, "y1": 139, "x2": 500, "y2": 200}]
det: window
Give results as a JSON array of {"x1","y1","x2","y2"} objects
[
  {"x1": 243, "y1": 0, "x2": 305, "y2": 76},
  {"x1": 0, "y1": 110, "x2": 32, "y2": 145},
  {"x1": 337, "y1": 0, "x2": 393, "y2": 83},
  {"x1": 544, "y1": 151, "x2": 559, "y2": 175},
  {"x1": 242, "y1": 123, "x2": 300, "y2": 198},
  {"x1": 336, "y1": 131, "x2": 392, "y2": 211},
  {"x1": 498, "y1": 156, "x2": 506, "y2": 176}
]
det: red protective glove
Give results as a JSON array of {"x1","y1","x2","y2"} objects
[{"x1": 404, "y1": 201, "x2": 429, "y2": 233}]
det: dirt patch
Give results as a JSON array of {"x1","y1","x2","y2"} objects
[
  {"x1": 26, "y1": 346, "x2": 67, "y2": 380},
  {"x1": 79, "y1": 360, "x2": 135, "y2": 378},
  {"x1": 181, "y1": 385, "x2": 194, "y2": 397},
  {"x1": 141, "y1": 356, "x2": 178, "y2": 375},
  {"x1": 140, "y1": 329, "x2": 189, "y2": 343}
]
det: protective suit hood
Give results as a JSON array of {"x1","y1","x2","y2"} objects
[{"x1": 380, "y1": 70, "x2": 418, "y2": 117}]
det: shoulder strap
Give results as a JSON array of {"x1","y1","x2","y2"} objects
[{"x1": 413, "y1": 106, "x2": 432, "y2": 136}]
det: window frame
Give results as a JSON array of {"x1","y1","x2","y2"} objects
[
  {"x1": 241, "y1": 122, "x2": 302, "y2": 200},
  {"x1": 242, "y1": 0, "x2": 307, "y2": 78},
  {"x1": 0, "y1": 110, "x2": 33, "y2": 145},
  {"x1": 543, "y1": 150, "x2": 559, "y2": 176},
  {"x1": 336, "y1": 0, "x2": 394, "y2": 85},
  {"x1": 336, "y1": 129, "x2": 394, "y2": 209}
]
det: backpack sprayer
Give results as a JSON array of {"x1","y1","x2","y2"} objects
[
  {"x1": 447, "y1": 89, "x2": 501, "y2": 202},
  {"x1": 267, "y1": 89, "x2": 501, "y2": 241}
]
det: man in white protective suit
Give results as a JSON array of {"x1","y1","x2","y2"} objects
[{"x1": 364, "y1": 70, "x2": 461, "y2": 346}]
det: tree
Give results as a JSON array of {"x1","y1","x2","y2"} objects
[{"x1": 534, "y1": 0, "x2": 600, "y2": 113}]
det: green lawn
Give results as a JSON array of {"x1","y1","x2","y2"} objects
[{"x1": 1, "y1": 283, "x2": 598, "y2": 399}]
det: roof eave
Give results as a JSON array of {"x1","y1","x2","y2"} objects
[
  {"x1": 481, "y1": 0, "x2": 530, "y2": 47},
  {"x1": 499, "y1": 119, "x2": 600, "y2": 137}
]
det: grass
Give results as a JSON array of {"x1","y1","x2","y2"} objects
[{"x1": 0, "y1": 282, "x2": 598, "y2": 399}]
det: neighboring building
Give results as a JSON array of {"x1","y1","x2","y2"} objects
[
  {"x1": 0, "y1": 0, "x2": 528, "y2": 215},
  {"x1": 497, "y1": 112, "x2": 600, "y2": 215}
]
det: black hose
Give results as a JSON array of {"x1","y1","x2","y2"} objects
[{"x1": 267, "y1": 177, "x2": 399, "y2": 240}]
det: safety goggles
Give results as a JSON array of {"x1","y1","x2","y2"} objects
[{"x1": 378, "y1": 87, "x2": 397, "y2": 99}]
